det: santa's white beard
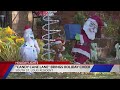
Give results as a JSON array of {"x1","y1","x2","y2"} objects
[{"x1": 84, "y1": 29, "x2": 96, "y2": 40}]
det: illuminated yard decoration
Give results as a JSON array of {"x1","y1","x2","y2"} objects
[{"x1": 41, "y1": 11, "x2": 61, "y2": 60}]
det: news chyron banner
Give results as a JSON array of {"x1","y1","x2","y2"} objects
[{"x1": 0, "y1": 61, "x2": 120, "y2": 79}]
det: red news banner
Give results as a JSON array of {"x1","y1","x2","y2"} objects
[
  {"x1": 0, "y1": 61, "x2": 120, "y2": 79},
  {"x1": 0, "y1": 61, "x2": 70, "y2": 79}
]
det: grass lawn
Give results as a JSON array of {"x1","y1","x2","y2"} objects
[{"x1": 6, "y1": 72, "x2": 120, "y2": 79}]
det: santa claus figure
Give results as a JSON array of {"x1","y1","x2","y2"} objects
[{"x1": 72, "y1": 15, "x2": 105, "y2": 64}]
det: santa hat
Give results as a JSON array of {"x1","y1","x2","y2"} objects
[
  {"x1": 24, "y1": 25, "x2": 32, "y2": 33},
  {"x1": 54, "y1": 39, "x2": 65, "y2": 45},
  {"x1": 90, "y1": 15, "x2": 104, "y2": 30}
]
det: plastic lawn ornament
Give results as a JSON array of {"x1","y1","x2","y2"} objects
[
  {"x1": 72, "y1": 15, "x2": 105, "y2": 64},
  {"x1": 19, "y1": 25, "x2": 40, "y2": 75},
  {"x1": 115, "y1": 43, "x2": 120, "y2": 60},
  {"x1": 90, "y1": 43, "x2": 98, "y2": 61},
  {"x1": 41, "y1": 11, "x2": 61, "y2": 61},
  {"x1": 52, "y1": 37, "x2": 65, "y2": 61},
  {"x1": 20, "y1": 25, "x2": 40, "y2": 61}
]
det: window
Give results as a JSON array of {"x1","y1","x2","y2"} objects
[{"x1": 0, "y1": 11, "x2": 10, "y2": 28}]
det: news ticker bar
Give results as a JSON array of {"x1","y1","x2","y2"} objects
[
  {"x1": 10, "y1": 64, "x2": 120, "y2": 72},
  {"x1": 0, "y1": 61, "x2": 120, "y2": 79}
]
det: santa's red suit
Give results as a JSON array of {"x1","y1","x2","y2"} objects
[{"x1": 72, "y1": 15, "x2": 104, "y2": 64}]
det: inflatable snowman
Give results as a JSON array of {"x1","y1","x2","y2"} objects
[{"x1": 19, "y1": 25, "x2": 40, "y2": 75}]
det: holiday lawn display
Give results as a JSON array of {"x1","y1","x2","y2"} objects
[
  {"x1": 19, "y1": 25, "x2": 40, "y2": 61},
  {"x1": 0, "y1": 26, "x2": 44, "y2": 61},
  {"x1": 64, "y1": 24, "x2": 81, "y2": 40},
  {"x1": 90, "y1": 43, "x2": 98, "y2": 61},
  {"x1": 70, "y1": 15, "x2": 106, "y2": 64},
  {"x1": 51, "y1": 36, "x2": 65, "y2": 61},
  {"x1": 115, "y1": 43, "x2": 120, "y2": 60}
]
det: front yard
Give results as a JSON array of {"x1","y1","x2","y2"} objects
[{"x1": 6, "y1": 72, "x2": 120, "y2": 79}]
